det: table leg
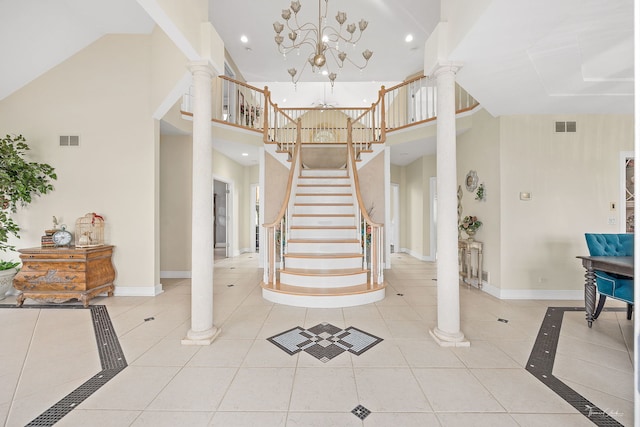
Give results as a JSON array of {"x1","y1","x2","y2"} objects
[{"x1": 584, "y1": 267, "x2": 596, "y2": 328}]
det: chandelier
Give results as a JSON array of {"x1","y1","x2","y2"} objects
[{"x1": 273, "y1": 0, "x2": 373, "y2": 88}]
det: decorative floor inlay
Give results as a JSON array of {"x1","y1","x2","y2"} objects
[
  {"x1": 0, "y1": 303, "x2": 127, "y2": 427},
  {"x1": 267, "y1": 322, "x2": 383, "y2": 363},
  {"x1": 527, "y1": 307, "x2": 625, "y2": 427},
  {"x1": 351, "y1": 404, "x2": 371, "y2": 420}
]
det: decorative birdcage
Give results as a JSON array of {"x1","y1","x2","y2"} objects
[{"x1": 75, "y1": 213, "x2": 105, "y2": 247}]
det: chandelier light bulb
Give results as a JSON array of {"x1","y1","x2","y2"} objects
[
  {"x1": 273, "y1": 22, "x2": 284, "y2": 33},
  {"x1": 281, "y1": 9, "x2": 291, "y2": 20},
  {"x1": 359, "y1": 19, "x2": 368, "y2": 31},
  {"x1": 362, "y1": 49, "x2": 373, "y2": 61},
  {"x1": 335, "y1": 11, "x2": 347, "y2": 25},
  {"x1": 314, "y1": 54, "x2": 326, "y2": 67}
]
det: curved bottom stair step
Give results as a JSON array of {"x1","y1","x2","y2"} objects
[
  {"x1": 261, "y1": 281, "x2": 386, "y2": 308},
  {"x1": 285, "y1": 253, "x2": 363, "y2": 270},
  {"x1": 280, "y1": 268, "x2": 368, "y2": 288}
]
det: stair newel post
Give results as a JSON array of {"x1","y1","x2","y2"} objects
[
  {"x1": 280, "y1": 216, "x2": 285, "y2": 270},
  {"x1": 378, "y1": 227, "x2": 384, "y2": 284},
  {"x1": 371, "y1": 227, "x2": 377, "y2": 286},
  {"x1": 263, "y1": 86, "x2": 270, "y2": 143},
  {"x1": 371, "y1": 102, "x2": 376, "y2": 147},
  {"x1": 379, "y1": 86, "x2": 386, "y2": 143},
  {"x1": 267, "y1": 226, "x2": 275, "y2": 284},
  {"x1": 296, "y1": 117, "x2": 302, "y2": 150}
]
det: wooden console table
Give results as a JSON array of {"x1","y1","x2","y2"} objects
[
  {"x1": 459, "y1": 239, "x2": 483, "y2": 288},
  {"x1": 576, "y1": 255, "x2": 633, "y2": 327},
  {"x1": 13, "y1": 246, "x2": 115, "y2": 307}
]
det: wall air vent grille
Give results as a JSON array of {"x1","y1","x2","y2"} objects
[
  {"x1": 59, "y1": 135, "x2": 80, "y2": 146},
  {"x1": 555, "y1": 121, "x2": 577, "y2": 133}
]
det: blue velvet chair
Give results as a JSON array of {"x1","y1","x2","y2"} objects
[{"x1": 584, "y1": 233, "x2": 634, "y2": 320}]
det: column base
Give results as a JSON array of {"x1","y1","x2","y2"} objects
[
  {"x1": 430, "y1": 327, "x2": 470, "y2": 347},
  {"x1": 181, "y1": 326, "x2": 221, "y2": 346}
]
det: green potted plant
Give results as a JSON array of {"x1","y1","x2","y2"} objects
[{"x1": 0, "y1": 134, "x2": 57, "y2": 299}]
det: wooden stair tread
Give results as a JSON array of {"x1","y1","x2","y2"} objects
[
  {"x1": 286, "y1": 253, "x2": 362, "y2": 259},
  {"x1": 292, "y1": 214, "x2": 355, "y2": 217},
  {"x1": 290, "y1": 225, "x2": 356, "y2": 229},
  {"x1": 282, "y1": 267, "x2": 367, "y2": 276},
  {"x1": 299, "y1": 176, "x2": 349, "y2": 179},
  {"x1": 297, "y1": 184, "x2": 351, "y2": 187},
  {"x1": 288, "y1": 238, "x2": 359, "y2": 243},
  {"x1": 262, "y1": 281, "x2": 386, "y2": 296},
  {"x1": 294, "y1": 203, "x2": 353, "y2": 206},
  {"x1": 296, "y1": 193, "x2": 351, "y2": 196}
]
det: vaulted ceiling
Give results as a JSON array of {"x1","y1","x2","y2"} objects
[{"x1": 0, "y1": 0, "x2": 634, "y2": 166}]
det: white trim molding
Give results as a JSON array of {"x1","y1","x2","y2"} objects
[
  {"x1": 481, "y1": 282, "x2": 582, "y2": 300},
  {"x1": 113, "y1": 284, "x2": 164, "y2": 297},
  {"x1": 160, "y1": 271, "x2": 191, "y2": 279}
]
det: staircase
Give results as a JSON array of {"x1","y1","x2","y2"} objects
[{"x1": 261, "y1": 167, "x2": 386, "y2": 308}]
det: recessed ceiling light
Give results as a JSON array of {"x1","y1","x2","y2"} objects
[
  {"x1": 240, "y1": 35, "x2": 248, "y2": 43},
  {"x1": 321, "y1": 70, "x2": 328, "y2": 76},
  {"x1": 241, "y1": 152, "x2": 249, "y2": 156},
  {"x1": 282, "y1": 98, "x2": 287, "y2": 103},
  {"x1": 362, "y1": 99, "x2": 367, "y2": 103},
  {"x1": 405, "y1": 34, "x2": 413, "y2": 43}
]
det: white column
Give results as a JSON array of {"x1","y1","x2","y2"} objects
[
  {"x1": 430, "y1": 63, "x2": 469, "y2": 347},
  {"x1": 182, "y1": 61, "x2": 220, "y2": 345}
]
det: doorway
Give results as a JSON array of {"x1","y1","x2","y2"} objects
[
  {"x1": 390, "y1": 183, "x2": 400, "y2": 254},
  {"x1": 250, "y1": 184, "x2": 260, "y2": 253},
  {"x1": 620, "y1": 151, "x2": 634, "y2": 232},
  {"x1": 214, "y1": 179, "x2": 229, "y2": 260}
]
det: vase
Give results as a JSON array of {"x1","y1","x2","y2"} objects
[
  {"x1": 0, "y1": 268, "x2": 17, "y2": 301},
  {"x1": 465, "y1": 229, "x2": 476, "y2": 239}
]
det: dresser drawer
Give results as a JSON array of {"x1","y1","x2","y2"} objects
[
  {"x1": 21, "y1": 261, "x2": 86, "y2": 272},
  {"x1": 14, "y1": 269, "x2": 86, "y2": 291}
]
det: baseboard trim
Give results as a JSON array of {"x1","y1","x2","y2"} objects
[
  {"x1": 160, "y1": 271, "x2": 191, "y2": 279},
  {"x1": 481, "y1": 283, "x2": 582, "y2": 300},
  {"x1": 399, "y1": 248, "x2": 435, "y2": 262},
  {"x1": 113, "y1": 284, "x2": 163, "y2": 297}
]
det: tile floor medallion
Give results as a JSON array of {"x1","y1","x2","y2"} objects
[
  {"x1": 527, "y1": 306, "x2": 625, "y2": 427},
  {"x1": 267, "y1": 322, "x2": 383, "y2": 363}
]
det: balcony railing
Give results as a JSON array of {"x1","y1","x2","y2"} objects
[{"x1": 181, "y1": 75, "x2": 478, "y2": 148}]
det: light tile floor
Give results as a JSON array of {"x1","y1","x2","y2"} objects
[{"x1": 0, "y1": 253, "x2": 633, "y2": 426}]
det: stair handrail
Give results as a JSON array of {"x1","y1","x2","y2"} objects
[
  {"x1": 262, "y1": 118, "x2": 302, "y2": 285},
  {"x1": 347, "y1": 118, "x2": 384, "y2": 285}
]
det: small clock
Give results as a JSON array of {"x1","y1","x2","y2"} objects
[{"x1": 52, "y1": 226, "x2": 73, "y2": 247}]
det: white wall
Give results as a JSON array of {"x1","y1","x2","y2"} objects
[
  {"x1": 499, "y1": 114, "x2": 633, "y2": 296},
  {"x1": 456, "y1": 108, "x2": 501, "y2": 289},
  {"x1": 160, "y1": 133, "x2": 255, "y2": 275},
  {"x1": 0, "y1": 35, "x2": 160, "y2": 292}
]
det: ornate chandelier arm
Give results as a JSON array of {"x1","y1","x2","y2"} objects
[
  {"x1": 320, "y1": 24, "x2": 365, "y2": 46},
  {"x1": 277, "y1": 37, "x2": 317, "y2": 55},
  {"x1": 326, "y1": 47, "x2": 373, "y2": 70}
]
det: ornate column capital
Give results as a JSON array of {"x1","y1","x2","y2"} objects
[
  {"x1": 187, "y1": 60, "x2": 215, "y2": 77},
  {"x1": 429, "y1": 61, "x2": 464, "y2": 79}
]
